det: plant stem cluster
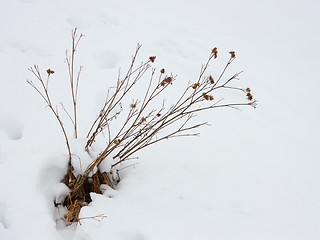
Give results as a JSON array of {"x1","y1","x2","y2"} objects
[{"x1": 28, "y1": 29, "x2": 256, "y2": 224}]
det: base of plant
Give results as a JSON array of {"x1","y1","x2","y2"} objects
[{"x1": 57, "y1": 168, "x2": 119, "y2": 224}]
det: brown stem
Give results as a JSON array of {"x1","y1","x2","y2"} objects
[{"x1": 28, "y1": 66, "x2": 72, "y2": 166}]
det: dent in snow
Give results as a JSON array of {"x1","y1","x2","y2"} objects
[
  {"x1": 67, "y1": 16, "x2": 91, "y2": 29},
  {"x1": 93, "y1": 51, "x2": 119, "y2": 69},
  {"x1": 0, "y1": 115, "x2": 24, "y2": 140},
  {"x1": 0, "y1": 201, "x2": 10, "y2": 230}
]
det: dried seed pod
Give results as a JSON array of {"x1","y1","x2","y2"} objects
[
  {"x1": 164, "y1": 77, "x2": 172, "y2": 83},
  {"x1": 229, "y1": 51, "x2": 236, "y2": 58},
  {"x1": 212, "y1": 47, "x2": 218, "y2": 59},
  {"x1": 192, "y1": 83, "x2": 200, "y2": 89},
  {"x1": 209, "y1": 75, "x2": 214, "y2": 84},
  {"x1": 202, "y1": 92, "x2": 214, "y2": 101},
  {"x1": 160, "y1": 76, "x2": 173, "y2": 86},
  {"x1": 149, "y1": 56, "x2": 156, "y2": 62},
  {"x1": 47, "y1": 69, "x2": 55, "y2": 75},
  {"x1": 140, "y1": 117, "x2": 146, "y2": 122}
]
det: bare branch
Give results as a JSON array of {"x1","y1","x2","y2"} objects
[
  {"x1": 27, "y1": 66, "x2": 72, "y2": 166},
  {"x1": 66, "y1": 28, "x2": 84, "y2": 139}
]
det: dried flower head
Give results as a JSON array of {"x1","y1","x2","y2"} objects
[
  {"x1": 156, "y1": 113, "x2": 161, "y2": 117},
  {"x1": 246, "y1": 88, "x2": 251, "y2": 93},
  {"x1": 246, "y1": 93, "x2": 253, "y2": 101},
  {"x1": 47, "y1": 69, "x2": 55, "y2": 75},
  {"x1": 114, "y1": 139, "x2": 120, "y2": 145},
  {"x1": 209, "y1": 75, "x2": 214, "y2": 84},
  {"x1": 160, "y1": 76, "x2": 172, "y2": 86},
  {"x1": 212, "y1": 47, "x2": 218, "y2": 59},
  {"x1": 140, "y1": 117, "x2": 146, "y2": 122},
  {"x1": 160, "y1": 68, "x2": 165, "y2": 74},
  {"x1": 149, "y1": 56, "x2": 156, "y2": 63},
  {"x1": 192, "y1": 83, "x2": 200, "y2": 89},
  {"x1": 165, "y1": 76, "x2": 172, "y2": 83},
  {"x1": 130, "y1": 103, "x2": 136, "y2": 108},
  {"x1": 229, "y1": 51, "x2": 236, "y2": 58},
  {"x1": 202, "y1": 92, "x2": 214, "y2": 101}
]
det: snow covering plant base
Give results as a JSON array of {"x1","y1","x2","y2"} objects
[{"x1": 27, "y1": 28, "x2": 255, "y2": 227}]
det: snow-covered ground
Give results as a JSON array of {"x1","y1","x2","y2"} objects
[{"x1": 1, "y1": 0, "x2": 320, "y2": 239}]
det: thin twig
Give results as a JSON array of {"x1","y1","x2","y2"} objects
[{"x1": 27, "y1": 66, "x2": 72, "y2": 166}]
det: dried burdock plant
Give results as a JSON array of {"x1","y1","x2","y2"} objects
[{"x1": 28, "y1": 29, "x2": 256, "y2": 225}]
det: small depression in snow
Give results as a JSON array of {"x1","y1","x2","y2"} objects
[
  {"x1": 0, "y1": 202, "x2": 9, "y2": 229},
  {"x1": 0, "y1": 115, "x2": 24, "y2": 140},
  {"x1": 67, "y1": 16, "x2": 91, "y2": 29},
  {"x1": 99, "y1": 14, "x2": 119, "y2": 26},
  {"x1": 93, "y1": 51, "x2": 119, "y2": 69}
]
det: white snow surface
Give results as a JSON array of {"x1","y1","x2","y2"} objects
[{"x1": 1, "y1": 0, "x2": 320, "y2": 239}]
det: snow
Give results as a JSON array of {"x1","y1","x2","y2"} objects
[{"x1": 1, "y1": 0, "x2": 320, "y2": 239}]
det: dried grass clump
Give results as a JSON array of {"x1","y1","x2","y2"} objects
[{"x1": 28, "y1": 28, "x2": 256, "y2": 225}]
